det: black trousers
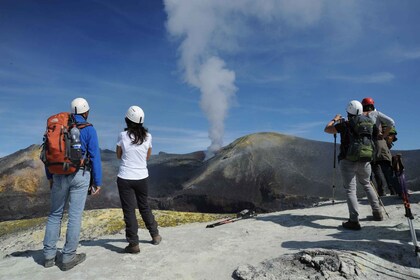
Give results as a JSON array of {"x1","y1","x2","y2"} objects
[
  {"x1": 117, "y1": 177, "x2": 159, "y2": 244},
  {"x1": 378, "y1": 161, "x2": 396, "y2": 195},
  {"x1": 372, "y1": 160, "x2": 397, "y2": 195},
  {"x1": 371, "y1": 162, "x2": 388, "y2": 195}
]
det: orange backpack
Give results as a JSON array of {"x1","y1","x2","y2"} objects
[{"x1": 40, "y1": 112, "x2": 91, "y2": 174}]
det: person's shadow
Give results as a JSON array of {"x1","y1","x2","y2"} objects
[
  {"x1": 7, "y1": 237, "x2": 131, "y2": 266},
  {"x1": 79, "y1": 238, "x2": 127, "y2": 253},
  {"x1": 80, "y1": 238, "x2": 153, "y2": 253},
  {"x1": 7, "y1": 249, "x2": 59, "y2": 267},
  {"x1": 256, "y1": 202, "x2": 420, "y2": 269}
]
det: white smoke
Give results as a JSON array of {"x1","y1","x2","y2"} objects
[
  {"x1": 164, "y1": 1, "x2": 239, "y2": 153},
  {"x1": 198, "y1": 57, "x2": 236, "y2": 152},
  {"x1": 164, "y1": 0, "x2": 359, "y2": 153}
]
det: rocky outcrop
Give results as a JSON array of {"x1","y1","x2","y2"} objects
[{"x1": 233, "y1": 250, "x2": 362, "y2": 280}]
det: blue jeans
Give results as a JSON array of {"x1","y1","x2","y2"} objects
[{"x1": 43, "y1": 170, "x2": 90, "y2": 263}]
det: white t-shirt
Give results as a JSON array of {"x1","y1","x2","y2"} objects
[{"x1": 117, "y1": 131, "x2": 152, "y2": 180}]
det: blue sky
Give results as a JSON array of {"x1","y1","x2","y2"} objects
[{"x1": 1, "y1": 0, "x2": 420, "y2": 157}]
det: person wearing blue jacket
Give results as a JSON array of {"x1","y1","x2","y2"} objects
[{"x1": 43, "y1": 97, "x2": 102, "y2": 271}]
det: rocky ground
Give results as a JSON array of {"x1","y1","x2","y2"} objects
[{"x1": 0, "y1": 193, "x2": 420, "y2": 279}]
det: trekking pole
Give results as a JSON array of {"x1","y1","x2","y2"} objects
[
  {"x1": 369, "y1": 181, "x2": 390, "y2": 218},
  {"x1": 206, "y1": 209, "x2": 256, "y2": 228},
  {"x1": 332, "y1": 133, "x2": 337, "y2": 205},
  {"x1": 205, "y1": 217, "x2": 240, "y2": 228},
  {"x1": 395, "y1": 155, "x2": 420, "y2": 263},
  {"x1": 401, "y1": 183, "x2": 420, "y2": 264}
]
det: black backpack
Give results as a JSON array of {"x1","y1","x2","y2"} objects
[{"x1": 345, "y1": 115, "x2": 375, "y2": 162}]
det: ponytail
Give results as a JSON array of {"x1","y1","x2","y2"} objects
[{"x1": 124, "y1": 117, "x2": 148, "y2": 145}]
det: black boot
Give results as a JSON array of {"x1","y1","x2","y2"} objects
[
  {"x1": 60, "y1": 253, "x2": 86, "y2": 271},
  {"x1": 342, "y1": 220, "x2": 361, "y2": 230}
]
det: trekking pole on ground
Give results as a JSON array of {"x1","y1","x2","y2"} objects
[
  {"x1": 332, "y1": 133, "x2": 337, "y2": 205},
  {"x1": 395, "y1": 155, "x2": 420, "y2": 264},
  {"x1": 401, "y1": 179, "x2": 420, "y2": 264},
  {"x1": 206, "y1": 216, "x2": 237, "y2": 228},
  {"x1": 206, "y1": 209, "x2": 257, "y2": 228},
  {"x1": 370, "y1": 181, "x2": 390, "y2": 218}
]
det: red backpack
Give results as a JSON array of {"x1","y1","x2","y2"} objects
[{"x1": 40, "y1": 112, "x2": 91, "y2": 174}]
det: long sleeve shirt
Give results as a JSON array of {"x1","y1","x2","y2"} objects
[
  {"x1": 367, "y1": 110, "x2": 395, "y2": 128},
  {"x1": 75, "y1": 114, "x2": 102, "y2": 186}
]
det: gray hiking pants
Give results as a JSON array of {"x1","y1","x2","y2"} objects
[{"x1": 339, "y1": 159, "x2": 381, "y2": 222}]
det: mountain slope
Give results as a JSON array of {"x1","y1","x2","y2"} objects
[
  {"x1": 1, "y1": 132, "x2": 419, "y2": 221},
  {"x1": 174, "y1": 132, "x2": 337, "y2": 212}
]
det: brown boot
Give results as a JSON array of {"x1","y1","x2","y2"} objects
[
  {"x1": 124, "y1": 243, "x2": 140, "y2": 254},
  {"x1": 373, "y1": 211, "x2": 384, "y2": 221},
  {"x1": 152, "y1": 235, "x2": 162, "y2": 245}
]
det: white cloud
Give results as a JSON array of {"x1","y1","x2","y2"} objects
[
  {"x1": 387, "y1": 45, "x2": 420, "y2": 61},
  {"x1": 244, "y1": 75, "x2": 291, "y2": 84},
  {"x1": 243, "y1": 104, "x2": 310, "y2": 115},
  {"x1": 283, "y1": 121, "x2": 326, "y2": 136},
  {"x1": 150, "y1": 125, "x2": 208, "y2": 137},
  {"x1": 327, "y1": 72, "x2": 395, "y2": 84},
  {"x1": 152, "y1": 128, "x2": 210, "y2": 153}
]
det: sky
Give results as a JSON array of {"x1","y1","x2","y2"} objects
[{"x1": 1, "y1": 0, "x2": 420, "y2": 157}]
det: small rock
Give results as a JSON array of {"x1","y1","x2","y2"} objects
[
  {"x1": 233, "y1": 264, "x2": 257, "y2": 280},
  {"x1": 301, "y1": 253, "x2": 313, "y2": 264},
  {"x1": 313, "y1": 256, "x2": 324, "y2": 267}
]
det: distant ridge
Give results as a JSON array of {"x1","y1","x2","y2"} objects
[{"x1": 1, "y1": 132, "x2": 419, "y2": 221}]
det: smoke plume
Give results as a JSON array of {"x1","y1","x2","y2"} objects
[
  {"x1": 164, "y1": 0, "x2": 357, "y2": 153},
  {"x1": 164, "y1": 1, "x2": 238, "y2": 153}
]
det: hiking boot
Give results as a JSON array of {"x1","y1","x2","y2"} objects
[
  {"x1": 60, "y1": 253, "x2": 86, "y2": 271},
  {"x1": 124, "y1": 243, "x2": 140, "y2": 254},
  {"x1": 152, "y1": 235, "x2": 162, "y2": 245},
  {"x1": 389, "y1": 188, "x2": 396, "y2": 196},
  {"x1": 373, "y1": 211, "x2": 384, "y2": 221},
  {"x1": 342, "y1": 220, "x2": 361, "y2": 230},
  {"x1": 44, "y1": 257, "x2": 56, "y2": 268}
]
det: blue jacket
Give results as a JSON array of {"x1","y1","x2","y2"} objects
[
  {"x1": 46, "y1": 114, "x2": 102, "y2": 186},
  {"x1": 75, "y1": 114, "x2": 102, "y2": 186}
]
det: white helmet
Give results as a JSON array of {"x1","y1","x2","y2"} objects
[
  {"x1": 126, "y1": 106, "x2": 144, "y2": 124},
  {"x1": 346, "y1": 100, "x2": 363, "y2": 116},
  {"x1": 70, "y1": 98, "x2": 90, "y2": 114}
]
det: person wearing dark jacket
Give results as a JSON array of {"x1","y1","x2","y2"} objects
[
  {"x1": 374, "y1": 126, "x2": 395, "y2": 195},
  {"x1": 361, "y1": 97, "x2": 395, "y2": 196},
  {"x1": 383, "y1": 125, "x2": 401, "y2": 195},
  {"x1": 324, "y1": 100, "x2": 383, "y2": 230}
]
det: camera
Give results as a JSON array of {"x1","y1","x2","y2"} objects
[
  {"x1": 337, "y1": 118, "x2": 345, "y2": 124},
  {"x1": 88, "y1": 185, "x2": 97, "y2": 195}
]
